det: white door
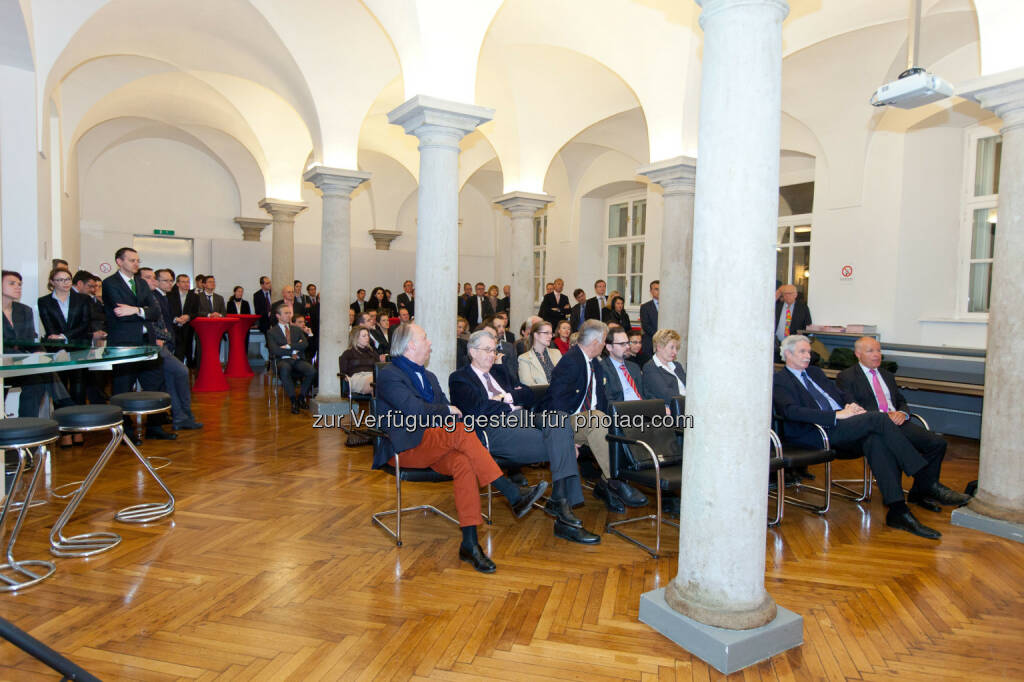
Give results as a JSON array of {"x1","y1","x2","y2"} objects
[{"x1": 132, "y1": 236, "x2": 194, "y2": 281}]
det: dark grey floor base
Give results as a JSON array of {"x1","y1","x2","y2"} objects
[
  {"x1": 310, "y1": 397, "x2": 351, "y2": 416},
  {"x1": 639, "y1": 587, "x2": 803, "y2": 674},
  {"x1": 951, "y1": 507, "x2": 1024, "y2": 544}
]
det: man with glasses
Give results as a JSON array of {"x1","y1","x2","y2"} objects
[{"x1": 600, "y1": 327, "x2": 645, "y2": 403}]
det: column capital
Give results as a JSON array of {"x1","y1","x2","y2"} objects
[
  {"x1": 368, "y1": 229, "x2": 403, "y2": 250},
  {"x1": 638, "y1": 156, "x2": 698, "y2": 196},
  {"x1": 387, "y1": 95, "x2": 494, "y2": 142},
  {"x1": 303, "y1": 166, "x2": 372, "y2": 197},
  {"x1": 493, "y1": 191, "x2": 554, "y2": 217},
  {"x1": 233, "y1": 216, "x2": 271, "y2": 242},
  {"x1": 258, "y1": 198, "x2": 308, "y2": 219},
  {"x1": 957, "y1": 67, "x2": 1024, "y2": 134},
  {"x1": 697, "y1": 0, "x2": 789, "y2": 25}
]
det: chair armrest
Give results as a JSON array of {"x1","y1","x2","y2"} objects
[
  {"x1": 908, "y1": 412, "x2": 930, "y2": 430},
  {"x1": 769, "y1": 429, "x2": 783, "y2": 460},
  {"x1": 813, "y1": 424, "x2": 830, "y2": 450},
  {"x1": 606, "y1": 433, "x2": 638, "y2": 446}
]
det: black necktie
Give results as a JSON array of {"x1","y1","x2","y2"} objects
[{"x1": 801, "y1": 371, "x2": 833, "y2": 412}]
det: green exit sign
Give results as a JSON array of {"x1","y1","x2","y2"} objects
[{"x1": 153, "y1": 229, "x2": 175, "y2": 236}]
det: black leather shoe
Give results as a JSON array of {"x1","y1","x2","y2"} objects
[
  {"x1": 886, "y1": 510, "x2": 941, "y2": 539},
  {"x1": 607, "y1": 479, "x2": 648, "y2": 507},
  {"x1": 146, "y1": 428, "x2": 177, "y2": 441},
  {"x1": 544, "y1": 498, "x2": 582, "y2": 527},
  {"x1": 290, "y1": 400, "x2": 300, "y2": 414},
  {"x1": 554, "y1": 519, "x2": 601, "y2": 544},
  {"x1": 593, "y1": 480, "x2": 626, "y2": 513},
  {"x1": 662, "y1": 496, "x2": 681, "y2": 519},
  {"x1": 510, "y1": 481, "x2": 548, "y2": 519},
  {"x1": 927, "y1": 482, "x2": 972, "y2": 507},
  {"x1": 173, "y1": 421, "x2": 204, "y2": 431},
  {"x1": 906, "y1": 493, "x2": 942, "y2": 513},
  {"x1": 459, "y1": 543, "x2": 496, "y2": 573}
]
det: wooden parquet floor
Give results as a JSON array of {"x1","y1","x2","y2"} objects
[{"x1": 1, "y1": 372, "x2": 1022, "y2": 681}]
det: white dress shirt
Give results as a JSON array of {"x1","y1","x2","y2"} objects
[
  {"x1": 858, "y1": 363, "x2": 905, "y2": 415},
  {"x1": 652, "y1": 355, "x2": 686, "y2": 395}
]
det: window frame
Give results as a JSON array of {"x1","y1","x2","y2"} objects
[
  {"x1": 533, "y1": 212, "x2": 547, "y2": 305},
  {"x1": 604, "y1": 192, "x2": 647, "y2": 311},
  {"x1": 776, "y1": 213, "x2": 813, "y2": 300},
  {"x1": 956, "y1": 124, "x2": 1001, "y2": 319}
]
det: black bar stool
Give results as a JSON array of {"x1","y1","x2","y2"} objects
[
  {"x1": 108, "y1": 392, "x2": 175, "y2": 523},
  {"x1": 0, "y1": 418, "x2": 60, "y2": 591},
  {"x1": 48, "y1": 404, "x2": 127, "y2": 557}
]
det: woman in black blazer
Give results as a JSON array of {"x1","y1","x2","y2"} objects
[
  {"x1": 608, "y1": 295, "x2": 631, "y2": 332},
  {"x1": 38, "y1": 268, "x2": 93, "y2": 344},
  {"x1": 227, "y1": 286, "x2": 252, "y2": 314},
  {"x1": 642, "y1": 328, "x2": 687, "y2": 404}
]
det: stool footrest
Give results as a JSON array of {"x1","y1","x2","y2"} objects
[
  {"x1": 115, "y1": 502, "x2": 174, "y2": 523},
  {"x1": 50, "y1": 532, "x2": 122, "y2": 558},
  {"x1": 0, "y1": 560, "x2": 57, "y2": 592}
]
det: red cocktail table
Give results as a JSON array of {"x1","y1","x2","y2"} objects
[
  {"x1": 189, "y1": 317, "x2": 234, "y2": 392},
  {"x1": 224, "y1": 314, "x2": 259, "y2": 378}
]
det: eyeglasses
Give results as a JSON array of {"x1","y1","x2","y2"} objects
[
  {"x1": 52, "y1": 278, "x2": 72, "y2": 284},
  {"x1": 609, "y1": 341, "x2": 629, "y2": 346},
  {"x1": 474, "y1": 347, "x2": 497, "y2": 354}
]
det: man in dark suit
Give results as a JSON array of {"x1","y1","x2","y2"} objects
[
  {"x1": 376, "y1": 323, "x2": 547, "y2": 573},
  {"x1": 350, "y1": 288, "x2": 369, "y2": 316},
  {"x1": 449, "y1": 330, "x2": 600, "y2": 544},
  {"x1": 273, "y1": 286, "x2": 305, "y2": 320},
  {"x1": 538, "y1": 277, "x2": 570, "y2": 326},
  {"x1": 168, "y1": 273, "x2": 197, "y2": 364},
  {"x1": 396, "y1": 280, "x2": 415, "y2": 317},
  {"x1": 101, "y1": 248, "x2": 175, "y2": 440},
  {"x1": 569, "y1": 289, "x2": 587, "y2": 332},
  {"x1": 836, "y1": 337, "x2": 958, "y2": 511},
  {"x1": 773, "y1": 335, "x2": 969, "y2": 540},
  {"x1": 496, "y1": 284, "x2": 510, "y2": 314},
  {"x1": 600, "y1": 327, "x2": 644, "y2": 402},
  {"x1": 627, "y1": 329, "x2": 650, "y2": 368},
  {"x1": 774, "y1": 284, "x2": 812, "y2": 345},
  {"x1": 194, "y1": 275, "x2": 226, "y2": 317},
  {"x1": 253, "y1": 276, "x2": 274, "y2": 333},
  {"x1": 584, "y1": 279, "x2": 609, "y2": 323},
  {"x1": 462, "y1": 282, "x2": 494, "y2": 328},
  {"x1": 539, "y1": 319, "x2": 647, "y2": 512},
  {"x1": 458, "y1": 282, "x2": 473, "y2": 313},
  {"x1": 266, "y1": 302, "x2": 315, "y2": 414},
  {"x1": 146, "y1": 268, "x2": 202, "y2": 430},
  {"x1": 639, "y1": 280, "x2": 659, "y2": 359}
]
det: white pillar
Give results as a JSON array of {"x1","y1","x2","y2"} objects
[
  {"x1": 303, "y1": 166, "x2": 371, "y2": 408},
  {"x1": 494, "y1": 192, "x2": 554, "y2": 330},
  {"x1": 638, "y1": 157, "x2": 697, "y2": 362},
  {"x1": 957, "y1": 70, "x2": 1024, "y2": 526},
  {"x1": 668, "y1": 0, "x2": 789, "y2": 630},
  {"x1": 259, "y1": 198, "x2": 307, "y2": 299},
  {"x1": 388, "y1": 96, "x2": 493, "y2": 380}
]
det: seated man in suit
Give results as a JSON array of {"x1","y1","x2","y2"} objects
[
  {"x1": 600, "y1": 327, "x2": 645, "y2": 403},
  {"x1": 494, "y1": 311, "x2": 515, "y2": 344},
  {"x1": 627, "y1": 329, "x2": 650, "y2": 368},
  {"x1": 584, "y1": 280, "x2": 609, "y2": 323},
  {"x1": 569, "y1": 288, "x2": 587, "y2": 332},
  {"x1": 639, "y1": 280, "x2": 659, "y2": 359},
  {"x1": 774, "y1": 284, "x2": 811, "y2": 351},
  {"x1": 194, "y1": 275, "x2": 226, "y2": 317},
  {"x1": 488, "y1": 316, "x2": 517, "y2": 368},
  {"x1": 836, "y1": 336, "x2": 962, "y2": 513},
  {"x1": 450, "y1": 330, "x2": 600, "y2": 544},
  {"x1": 267, "y1": 302, "x2": 316, "y2": 414},
  {"x1": 539, "y1": 320, "x2": 648, "y2": 513},
  {"x1": 376, "y1": 323, "x2": 547, "y2": 573},
  {"x1": 774, "y1": 335, "x2": 970, "y2": 539},
  {"x1": 642, "y1": 328, "x2": 687, "y2": 404}
]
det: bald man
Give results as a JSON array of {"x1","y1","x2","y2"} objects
[{"x1": 774, "y1": 284, "x2": 811, "y2": 343}]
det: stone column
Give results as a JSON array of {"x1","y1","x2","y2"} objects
[
  {"x1": 303, "y1": 166, "x2": 371, "y2": 413},
  {"x1": 259, "y1": 198, "x2": 307, "y2": 298},
  {"x1": 638, "y1": 157, "x2": 697, "y2": 362},
  {"x1": 388, "y1": 95, "x2": 493, "y2": 380},
  {"x1": 494, "y1": 192, "x2": 554, "y2": 330},
  {"x1": 954, "y1": 70, "x2": 1024, "y2": 533},
  {"x1": 234, "y1": 217, "x2": 271, "y2": 242},
  {"x1": 640, "y1": 1, "x2": 801, "y2": 674}
]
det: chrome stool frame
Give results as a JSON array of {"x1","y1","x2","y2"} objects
[
  {"x1": 113, "y1": 405, "x2": 176, "y2": 523},
  {"x1": 0, "y1": 434, "x2": 59, "y2": 591}
]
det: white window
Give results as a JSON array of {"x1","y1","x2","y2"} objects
[
  {"x1": 605, "y1": 194, "x2": 646, "y2": 307},
  {"x1": 533, "y1": 213, "x2": 547, "y2": 304},
  {"x1": 959, "y1": 129, "x2": 1001, "y2": 315},
  {"x1": 776, "y1": 182, "x2": 814, "y2": 299}
]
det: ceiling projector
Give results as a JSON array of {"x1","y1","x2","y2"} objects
[{"x1": 870, "y1": 67, "x2": 954, "y2": 109}]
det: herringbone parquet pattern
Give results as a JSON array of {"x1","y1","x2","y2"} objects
[{"x1": 1, "y1": 372, "x2": 1022, "y2": 681}]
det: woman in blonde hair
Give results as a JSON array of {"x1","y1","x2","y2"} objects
[
  {"x1": 518, "y1": 320, "x2": 561, "y2": 386},
  {"x1": 339, "y1": 326, "x2": 378, "y2": 395},
  {"x1": 642, "y1": 328, "x2": 686, "y2": 402}
]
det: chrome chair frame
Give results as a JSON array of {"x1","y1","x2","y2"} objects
[
  {"x1": 603, "y1": 434, "x2": 679, "y2": 558},
  {"x1": 112, "y1": 405, "x2": 176, "y2": 523},
  {"x1": 768, "y1": 425, "x2": 833, "y2": 526},
  {"x1": 0, "y1": 434, "x2": 58, "y2": 591},
  {"x1": 371, "y1": 448, "x2": 461, "y2": 547}
]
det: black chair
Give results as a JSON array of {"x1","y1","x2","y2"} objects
[
  {"x1": 767, "y1": 423, "x2": 836, "y2": 526},
  {"x1": 339, "y1": 362, "x2": 375, "y2": 445},
  {"x1": 604, "y1": 399, "x2": 682, "y2": 558}
]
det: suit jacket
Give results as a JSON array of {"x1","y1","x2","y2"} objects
[
  {"x1": 461, "y1": 295, "x2": 494, "y2": 328},
  {"x1": 539, "y1": 345, "x2": 607, "y2": 414},
  {"x1": 496, "y1": 296, "x2": 510, "y2": 314},
  {"x1": 518, "y1": 346, "x2": 562, "y2": 386},
  {"x1": 266, "y1": 323, "x2": 309, "y2": 360},
  {"x1": 148, "y1": 290, "x2": 174, "y2": 345},
  {"x1": 836, "y1": 365, "x2": 909, "y2": 414},
  {"x1": 227, "y1": 298, "x2": 252, "y2": 315},
  {"x1": 374, "y1": 362, "x2": 452, "y2": 461},
  {"x1": 600, "y1": 357, "x2": 645, "y2": 402},
  {"x1": 2, "y1": 301, "x2": 37, "y2": 351},
  {"x1": 195, "y1": 292, "x2": 227, "y2": 317},
  {"x1": 368, "y1": 326, "x2": 390, "y2": 356},
  {"x1": 350, "y1": 299, "x2": 368, "y2": 315},
  {"x1": 569, "y1": 302, "x2": 586, "y2": 332},
  {"x1": 642, "y1": 359, "x2": 687, "y2": 402},
  {"x1": 273, "y1": 298, "x2": 306, "y2": 320},
  {"x1": 538, "y1": 292, "x2": 570, "y2": 326},
  {"x1": 449, "y1": 362, "x2": 536, "y2": 418},
  {"x1": 639, "y1": 299, "x2": 658, "y2": 356},
  {"x1": 584, "y1": 297, "x2": 609, "y2": 323},
  {"x1": 88, "y1": 297, "x2": 106, "y2": 334},
  {"x1": 101, "y1": 272, "x2": 160, "y2": 346},
  {"x1": 772, "y1": 366, "x2": 850, "y2": 448},
  {"x1": 37, "y1": 291, "x2": 92, "y2": 343},
  {"x1": 396, "y1": 293, "x2": 415, "y2": 317},
  {"x1": 774, "y1": 300, "x2": 812, "y2": 338},
  {"x1": 608, "y1": 308, "x2": 631, "y2": 331},
  {"x1": 253, "y1": 289, "x2": 275, "y2": 332}
]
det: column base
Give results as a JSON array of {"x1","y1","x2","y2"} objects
[
  {"x1": 310, "y1": 396, "x2": 352, "y2": 416},
  {"x1": 640, "y1": 588, "x2": 802, "y2": 675},
  {"x1": 952, "y1": 506, "x2": 1024, "y2": 544}
]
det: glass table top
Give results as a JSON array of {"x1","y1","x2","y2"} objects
[{"x1": 0, "y1": 345, "x2": 158, "y2": 377}]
